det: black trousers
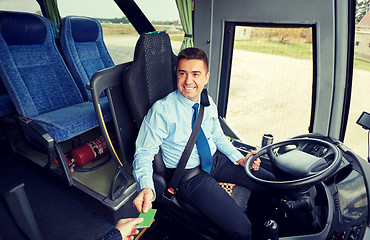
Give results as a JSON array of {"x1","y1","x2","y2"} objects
[{"x1": 176, "y1": 151, "x2": 274, "y2": 240}]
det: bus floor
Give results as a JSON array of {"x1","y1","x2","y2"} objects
[
  {"x1": 0, "y1": 138, "x2": 209, "y2": 240},
  {"x1": 0, "y1": 139, "x2": 116, "y2": 240},
  {"x1": 137, "y1": 213, "x2": 208, "y2": 240}
]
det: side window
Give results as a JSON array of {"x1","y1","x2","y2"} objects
[
  {"x1": 344, "y1": 9, "x2": 370, "y2": 159},
  {"x1": 58, "y1": 0, "x2": 183, "y2": 63},
  {"x1": 135, "y1": 0, "x2": 184, "y2": 54},
  {"x1": 1, "y1": 0, "x2": 41, "y2": 14},
  {"x1": 226, "y1": 25, "x2": 314, "y2": 147},
  {"x1": 58, "y1": 0, "x2": 138, "y2": 64}
]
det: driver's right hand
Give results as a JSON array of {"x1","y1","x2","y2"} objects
[
  {"x1": 133, "y1": 187, "x2": 154, "y2": 213},
  {"x1": 237, "y1": 150, "x2": 260, "y2": 170}
]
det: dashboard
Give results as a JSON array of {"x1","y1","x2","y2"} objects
[
  {"x1": 336, "y1": 169, "x2": 367, "y2": 224},
  {"x1": 232, "y1": 136, "x2": 370, "y2": 240},
  {"x1": 326, "y1": 146, "x2": 369, "y2": 240}
]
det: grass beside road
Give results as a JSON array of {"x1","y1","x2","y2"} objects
[
  {"x1": 234, "y1": 38, "x2": 370, "y2": 71},
  {"x1": 101, "y1": 23, "x2": 137, "y2": 35},
  {"x1": 354, "y1": 59, "x2": 370, "y2": 71},
  {"x1": 169, "y1": 35, "x2": 184, "y2": 42},
  {"x1": 101, "y1": 23, "x2": 184, "y2": 35},
  {"x1": 101, "y1": 24, "x2": 370, "y2": 71},
  {"x1": 234, "y1": 39, "x2": 313, "y2": 60}
]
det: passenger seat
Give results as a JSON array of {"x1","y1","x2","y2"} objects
[
  {"x1": 60, "y1": 16, "x2": 114, "y2": 101},
  {"x1": 0, "y1": 11, "x2": 111, "y2": 143}
]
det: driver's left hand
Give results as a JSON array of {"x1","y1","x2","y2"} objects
[{"x1": 236, "y1": 150, "x2": 261, "y2": 170}]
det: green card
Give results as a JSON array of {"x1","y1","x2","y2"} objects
[{"x1": 136, "y1": 209, "x2": 157, "y2": 227}]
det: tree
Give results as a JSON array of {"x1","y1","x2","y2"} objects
[{"x1": 356, "y1": 0, "x2": 370, "y2": 23}]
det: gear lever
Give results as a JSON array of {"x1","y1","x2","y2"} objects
[{"x1": 264, "y1": 220, "x2": 279, "y2": 240}]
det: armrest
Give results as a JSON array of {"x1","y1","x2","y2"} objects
[
  {"x1": 17, "y1": 115, "x2": 54, "y2": 149},
  {"x1": 90, "y1": 62, "x2": 134, "y2": 168}
]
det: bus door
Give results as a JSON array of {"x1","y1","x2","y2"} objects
[{"x1": 193, "y1": 0, "x2": 355, "y2": 149}]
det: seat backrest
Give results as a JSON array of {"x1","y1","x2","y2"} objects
[
  {"x1": 46, "y1": 18, "x2": 59, "y2": 40},
  {"x1": 0, "y1": 78, "x2": 7, "y2": 95},
  {"x1": 123, "y1": 31, "x2": 177, "y2": 178},
  {"x1": 0, "y1": 11, "x2": 84, "y2": 118},
  {"x1": 60, "y1": 16, "x2": 114, "y2": 101},
  {"x1": 123, "y1": 31, "x2": 177, "y2": 127}
]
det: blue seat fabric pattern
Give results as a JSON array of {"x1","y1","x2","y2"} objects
[
  {"x1": 60, "y1": 16, "x2": 114, "y2": 101},
  {"x1": 0, "y1": 11, "x2": 111, "y2": 143},
  {"x1": 32, "y1": 98, "x2": 111, "y2": 143},
  {"x1": 46, "y1": 18, "x2": 59, "y2": 39}
]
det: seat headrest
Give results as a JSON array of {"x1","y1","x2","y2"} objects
[
  {"x1": 0, "y1": 11, "x2": 47, "y2": 45},
  {"x1": 133, "y1": 31, "x2": 177, "y2": 94},
  {"x1": 124, "y1": 31, "x2": 177, "y2": 126},
  {"x1": 69, "y1": 16, "x2": 99, "y2": 42}
]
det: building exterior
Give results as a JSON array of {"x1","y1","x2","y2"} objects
[{"x1": 355, "y1": 11, "x2": 370, "y2": 62}]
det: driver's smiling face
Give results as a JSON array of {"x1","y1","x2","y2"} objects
[{"x1": 177, "y1": 59, "x2": 210, "y2": 102}]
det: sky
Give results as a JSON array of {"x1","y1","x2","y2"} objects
[{"x1": 0, "y1": 0, "x2": 180, "y2": 21}]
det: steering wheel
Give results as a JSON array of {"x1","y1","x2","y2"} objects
[{"x1": 245, "y1": 138, "x2": 342, "y2": 189}]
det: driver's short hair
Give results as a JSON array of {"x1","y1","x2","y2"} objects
[{"x1": 177, "y1": 47, "x2": 209, "y2": 72}]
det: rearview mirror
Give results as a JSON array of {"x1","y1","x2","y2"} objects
[{"x1": 356, "y1": 111, "x2": 370, "y2": 130}]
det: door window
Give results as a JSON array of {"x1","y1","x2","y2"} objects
[
  {"x1": 344, "y1": 8, "x2": 370, "y2": 159},
  {"x1": 226, "y1": 25, "x2": 314, "y2": 147}
]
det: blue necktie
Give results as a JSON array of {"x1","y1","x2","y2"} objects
[{"x1": 192, "y1": 103, "x2": 213, "y2": 173}]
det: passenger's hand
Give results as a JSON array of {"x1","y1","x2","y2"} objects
[
  {"x1": 115, "y1": 218, "x2": 144, "y2": 240},
  {"x1": 133, "y1": 187, "x2": 154, "y2": 213},
  {"x1": 236, "y1": 150, "x2": 261, "y2": 170}
]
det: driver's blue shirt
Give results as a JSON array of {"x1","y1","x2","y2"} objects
[{"x1": 133, "y1": 90, "x2": 244, "y2": 193}]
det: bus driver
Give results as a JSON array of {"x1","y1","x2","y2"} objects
[{"x1": 132, "y1": 47, "x2": 273, "y2": 240}]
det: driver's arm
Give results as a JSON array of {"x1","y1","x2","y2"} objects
[{"x1": 132, "y1": 104, "x2": 168, "y2": 213}]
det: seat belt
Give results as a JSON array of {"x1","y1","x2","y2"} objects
[{"x1": 164, "y1": 90, "x2": 209, "y2": 199}]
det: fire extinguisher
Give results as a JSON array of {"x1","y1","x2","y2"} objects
[{"x1": 70, "y1": 134, "x2": 118, "y2": 168}]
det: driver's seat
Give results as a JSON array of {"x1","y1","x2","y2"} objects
[{"x1": 123, "y1": 31, "x2": 251, "y2": 238}]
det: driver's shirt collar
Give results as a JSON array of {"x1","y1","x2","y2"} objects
[{"x1": 176, "y1": 90, "x2": 200, "y2": 110}]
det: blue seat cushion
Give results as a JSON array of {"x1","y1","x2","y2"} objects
[{"x1": 32, "y1": 97, "x2": 112, "y2": 143}]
